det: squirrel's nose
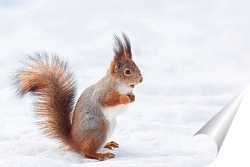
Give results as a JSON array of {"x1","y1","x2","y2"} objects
[{"x1": 139, "y1": 76, "x2": 143, "y2": 83}]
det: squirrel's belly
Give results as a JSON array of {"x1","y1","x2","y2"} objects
[{"x1": 102, "y1": 105, "x2": 128, "y2": 139}]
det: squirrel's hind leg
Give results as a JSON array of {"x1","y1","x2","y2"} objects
[
  {"x1": 80, "y1": 139, "x2": 116, "y2": 160},
  {"x1": 75, "y1": 120, "x2": 115, "y2": 161}
]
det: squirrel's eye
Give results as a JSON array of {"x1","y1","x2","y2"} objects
[{"x1": 124, "y1": 69, "x2": 132, "y2": 76}]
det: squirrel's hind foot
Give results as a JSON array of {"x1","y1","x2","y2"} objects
[
  {"x1": 98, "y1": 152, "x2": 115, "y2": 161},
  {"x1": 85, "y1": 152, "x2": 115, "y2": 161}
]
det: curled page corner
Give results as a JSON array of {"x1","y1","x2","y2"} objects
[{"x1": 194, "y1": 88, "x2": 246, "y2": 154}]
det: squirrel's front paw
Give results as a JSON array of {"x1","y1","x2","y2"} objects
[
  {"x1": 127, "y1": 93, "x2": 135, "y2": 103},
  {"x1": 104, "y1": 141, "x2": 119, "y2": 149},
  {"x1": 120, "y1": 95, "x2": 130, "y2": 104}
]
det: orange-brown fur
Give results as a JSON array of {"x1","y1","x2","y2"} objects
[
  {"x1": 15, "y1": 54, "x2": 75, "y2": 147},
  {"x1": 101, "y1": 91, "x2": 131, "y2": 108}
]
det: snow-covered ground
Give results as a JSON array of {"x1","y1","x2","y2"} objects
[{"x1": 1, "y1": 0, "x2": 250, "y2": 166}]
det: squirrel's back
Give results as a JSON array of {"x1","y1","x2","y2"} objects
[{"x1": 14, "y1": 53, "x2": 76, "y2": 147}]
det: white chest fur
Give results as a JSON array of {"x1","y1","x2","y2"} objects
[
  {"x1": 102, "y1": 105, "x2": 128, "y2": 140},
  {"x1": 117, "y1": 84, "x2": 133, "y2": 95},
  {"x1": 102, "y1": 83, "x2": 132, "y2": 140}
]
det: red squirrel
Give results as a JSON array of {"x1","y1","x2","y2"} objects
[{"x1": 14, "y1": 34, "x2": 143, "y2": 161}]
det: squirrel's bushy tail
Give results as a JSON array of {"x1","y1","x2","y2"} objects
[{"x1": 14, "y1": 53, "x2": 76, "y2": 147}]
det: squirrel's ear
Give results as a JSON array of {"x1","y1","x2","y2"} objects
[
  {"x1": 113, "y1": 35, "x2": 125, "y2": 72},
  {"x1": 113, "y1": 33, "x2": 132, "y2": 61},
  {"x1": 114, "y1": 61, "x2": 121, "y2": 71},
  {"x1": 122, "y1": 33, "x2": 132, "y2": 59}
]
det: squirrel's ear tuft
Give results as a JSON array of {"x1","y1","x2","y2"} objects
[
  {"x1": 113, "y1": 33, "x2": 132, "y2": 61},
  {"x1": 122, "y1": 33, "x2": 132, "y2": 59}
]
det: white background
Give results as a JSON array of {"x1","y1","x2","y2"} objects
[{"x1": 1, "y1": 0, "x2": 250, "y2": 166}]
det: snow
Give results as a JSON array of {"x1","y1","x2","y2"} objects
[{"x1": 1, "y1": 0, "x2": 250, "y2": 166}]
